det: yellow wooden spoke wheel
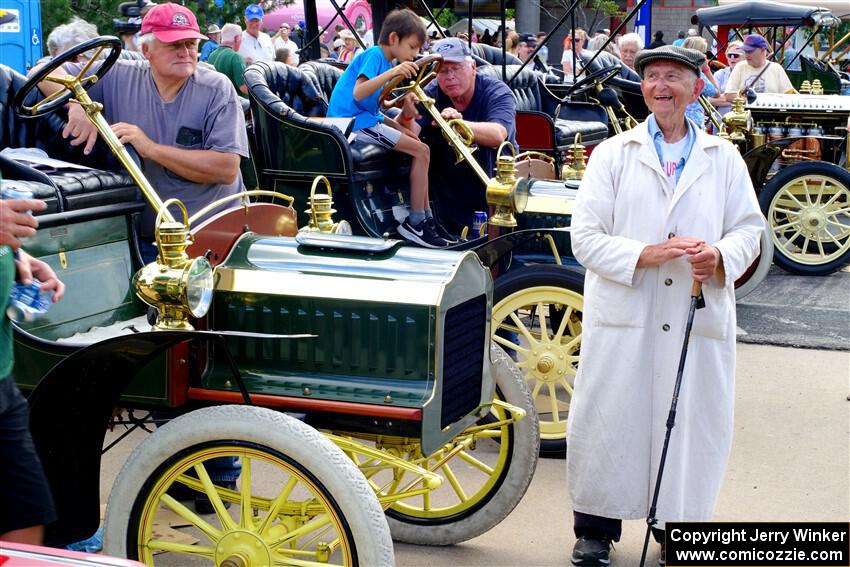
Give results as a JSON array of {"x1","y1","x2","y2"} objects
[
  {"x1": 103, "y1": 406, "x2": 394, "y2": 566},
  {"x1": 492, "y1": 265, "x2": 584, "y2": 457},
  {"x1": 336, "y1": 344, "x2": 539, "y2": 546},
  {"x1": 759, "y1": 162, "x2": 850, "y2": 275}
]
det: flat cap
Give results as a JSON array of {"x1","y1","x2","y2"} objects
[{"x1": 634, "y1": 45, "x2": 706, "y2": 78}]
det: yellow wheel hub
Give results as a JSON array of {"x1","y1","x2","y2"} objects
[{"x1": 215, "y1": 530, "x2": 271, "y2": 567}]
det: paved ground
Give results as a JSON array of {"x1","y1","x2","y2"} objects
[{"x1": 736, "y1": 265, "x2": 849, "y2": 351}]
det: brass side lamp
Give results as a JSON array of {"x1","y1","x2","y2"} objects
[
  {"x1": 722, "y1": 96, "x2": 751, "y2": 144},
  {"x1": 561, "y1": 133, "x2": 588, "y2": 181},
  {"x1": 133, "y1": 199, "x2": 214, "y2": 330},
  {"x1": 299, "y1": 176, "x2": 352, "y2": 235},
  {"x1": 486, "y1": 142, "x2": 528, "y2": 227}
]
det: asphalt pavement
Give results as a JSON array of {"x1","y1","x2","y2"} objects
[{"x1": 736, "y1": 265, "x2": 850, "y2": 351}]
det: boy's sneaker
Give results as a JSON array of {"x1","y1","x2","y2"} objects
[
  {"x1": 398, "y1": 217, "x2": 449, "y2": 248},
  {"x1": 428, "y1": 218, "x2": 459, "y2": 244},
  {"x1": 571, "y1": 536, "x2": 612, "y2": 566}
]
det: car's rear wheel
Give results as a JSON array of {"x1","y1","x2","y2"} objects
[
  {"x1": 103, "y1": 405, "x2": 393, "y2": 566},
  {"x1": 760, "y1": 162, "x2": 850, "y2": 275},
  {"x1": 492, "y1": 265, "x2": 584, "y2": 458},
  {"x1": 354, "y1": 344, "x2": 538, "y2": 546}
]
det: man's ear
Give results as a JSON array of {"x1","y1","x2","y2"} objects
[
  {"x1": 141, "y1": 43, "x2": 151, "y2": 59},
  {"x1": 692, "y1": 76, "x2": 705, "y2": 102}
]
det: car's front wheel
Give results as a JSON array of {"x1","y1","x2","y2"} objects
[{"x1": 103, "y1": 405, "x2": 394, "y2": 566}]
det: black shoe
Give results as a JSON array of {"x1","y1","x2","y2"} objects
[
  {"x1": 194, "y1": 481, "x2": 236, "y2": 514},
  {"x1": 397, "y1": 217, "x2": 449, "y2": 248},
  {"x1": 427, "y1": 217, "x2": 459, "y2": 244},
  {"x1": 571, "y1": 536, "x2": 612, "y2": 566}
]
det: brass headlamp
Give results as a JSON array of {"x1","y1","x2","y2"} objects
[
  {"x1": 299, "y1": 176, "x2": 352, "y2": 235},
  {"x1": 485, "y1": 142, "x2": 528, "y2": 227},
  {"x1": 133, "y1": 199, "x2": 214, "y2": 330}
]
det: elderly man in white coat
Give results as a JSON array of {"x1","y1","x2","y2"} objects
[{"x1": 567, "y1": 45, "x2": 765, "y2": 567}]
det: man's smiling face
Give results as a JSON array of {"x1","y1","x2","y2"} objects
[{"x1": 641, "y1": 60, "x2": 702, "y2": 121}]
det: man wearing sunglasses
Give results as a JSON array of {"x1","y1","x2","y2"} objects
[{"x1": 723, "y1": 33, "x2": 794, "y2": 101}]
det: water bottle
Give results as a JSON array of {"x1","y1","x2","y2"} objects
[{"x1": 7, "y1": 279, "x2": 51, "y2": 323}]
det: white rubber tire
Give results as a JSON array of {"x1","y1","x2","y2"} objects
[
  {"x1": 103, "y1": 405, "x2": 394, "y2": 566},
  {"x1": 386, "y1": 343, "x2": 540, "y2": 545}
]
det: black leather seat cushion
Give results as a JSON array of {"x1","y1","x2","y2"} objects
[
  {"x1": 554, "y1": 118, "x2": 607, "y2": 146},
  {"x1": 0, "y1": 64, "x2": 141, "y2": 212}
]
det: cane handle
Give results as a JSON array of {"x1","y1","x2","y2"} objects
[{"x1": 691, "y1": 280, "x2": 702, "y2": 297}]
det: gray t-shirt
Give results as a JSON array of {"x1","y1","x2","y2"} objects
[{"x1": 66, "y1": 60, "x2": 249, "y2": 238}]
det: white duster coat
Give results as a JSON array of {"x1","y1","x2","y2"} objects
[{"x1": 567, "y1": 120, "x2": 765, "y2": 523}]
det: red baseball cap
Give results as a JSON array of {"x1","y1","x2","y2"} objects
[{"x1": 141, "y1": 3, "x2": 207, "y2": 43}]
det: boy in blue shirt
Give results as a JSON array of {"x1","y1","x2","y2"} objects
[{"x1": 328, "y1": 9, "x2": 452, "y2": 247}]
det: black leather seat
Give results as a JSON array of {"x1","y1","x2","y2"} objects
[
  {"x1": 0, "y1": 64, "x2": 139, "y2": 213},
  {"x1": 478, "y1": 64, "x2": 608, "y2": 153},
  {"x1": 471, "y1": 44, "x2": 522, "y2": 66},
  {"x1": 244, "y1": 61, "x2": 408, "y2": 185},
  {"x1": 299, "y1": 60, "x2": 343, "y2": 115}
]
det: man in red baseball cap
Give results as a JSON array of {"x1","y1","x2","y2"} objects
[
  {"x1": 38, "y1": 2, "x2": 249, "y2": 254},
  {"x1": 723, "y1": 33, "x2": 795, "y2": 100}
]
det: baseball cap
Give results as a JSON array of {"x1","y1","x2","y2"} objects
[
  {"x1": 742, "y1": 33, "x2": 770, "y2": 52},
  {"x1": 244, "y1": 4, "x2": 264, "y2": 21},
  {"x1": 519, "y1": 33, "x2": 538, "y2": 47},
  {"x1": 141, "y1": 3, "x2": 207, "y2": 43},
  {"x1": 431, "y1": 37, "x2": 472, "y2": 63},
  {"x1": 207, "y1": 24, "x2": 220, "y2": 34},
  {"x1": 634, "y1": 45, "x2": 706, "y2": 78}
]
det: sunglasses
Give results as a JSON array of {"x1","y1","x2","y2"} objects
[{"x1": 727, "y1": 53, "x2": 742, "y2": 58}]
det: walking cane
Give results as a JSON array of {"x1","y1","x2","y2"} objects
[{"x1": 639, "y1": 280, "x2": 705, "y2": 567}]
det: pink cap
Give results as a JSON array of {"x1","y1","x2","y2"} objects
[{"x1": 141, "y1": 3, "x2": 207, "y2": 43}]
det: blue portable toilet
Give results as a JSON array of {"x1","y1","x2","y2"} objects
[{"x1": 0, "y1": 0, "x2": 43, "y2": 74}]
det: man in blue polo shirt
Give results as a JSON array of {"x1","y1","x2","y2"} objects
[{"x1": 397, "y1": 37, "x2": 517, "y2": 234}]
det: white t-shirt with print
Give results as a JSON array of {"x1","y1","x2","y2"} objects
[
  {"x1": 724, "y1": 61, "x2": 794, "y2": 95},
  {"x1": 658, "y1": 135, "x2": 689, "y2": 191}
]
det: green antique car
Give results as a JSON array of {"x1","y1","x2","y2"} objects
[{"x1": 7, "y1": 37, "x2": 540, "y2": 566}]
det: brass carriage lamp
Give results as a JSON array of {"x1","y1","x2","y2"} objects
[
  {"x1": 299, "y1": 176, "x2": 352, "y2": 235},
  {"x1": 133, "y1": 199, "x2": 214, "y2": 331},
  {"x1": 561, "y1": 133, "x2": 588, "y2": 181},
  {"x1": 722, "y1": 96, "x2": 752, "y2": 144},
  {"x1": 486, "y1": 142, "x2": 529, "y2": 227}
]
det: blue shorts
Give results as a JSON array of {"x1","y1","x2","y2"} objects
[
  {"x1": 355, "y1": 122, "x2": 402, "y2": 150},
  {"x1": 0, "y1": 377, "x2": 56, "y2": 534}
]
